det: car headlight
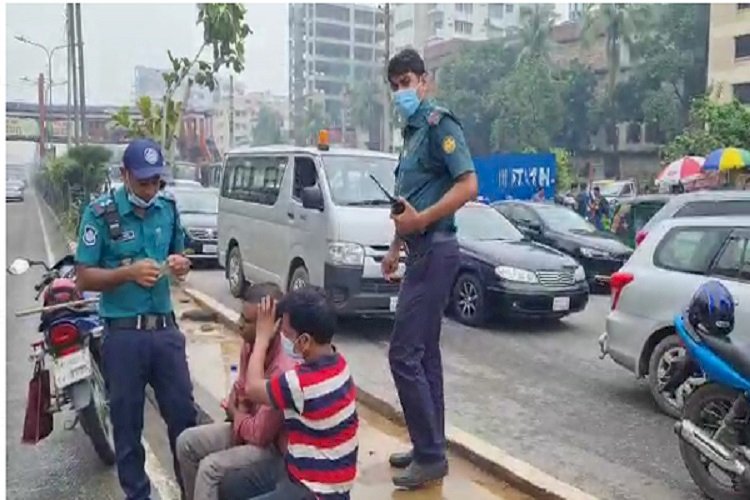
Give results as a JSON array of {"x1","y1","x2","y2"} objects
[
  {"x1": 574, "y1": 265, "x2": 586, "y2": 282},
  {"x1": 579, "y1": 247, "x2": 610, "y2": 259},
  {"x1": 494, "y1": 265, "x2": 538, "y2": 283},
  {"x1": 327, "y1": 242, "x2": 364, "y2": 266}
]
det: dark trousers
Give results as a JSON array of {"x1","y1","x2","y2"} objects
[
  {"x1": 388, "y1": 237, "x2": 460, "y2": 464},
  {"x1": 102, "y1": 324, "x2": 197, "y2": 500}
]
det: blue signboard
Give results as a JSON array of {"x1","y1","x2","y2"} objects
[{"x1": 474, "y1": 153, "x2": 557, "y2": 202}]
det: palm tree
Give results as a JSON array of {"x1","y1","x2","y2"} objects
[
  {"x1": 516, "y1": 4, "x2": 557, "y2": 63},
  {"x1": 582, "y1": 3, "x2": 647, "y2": 177}
]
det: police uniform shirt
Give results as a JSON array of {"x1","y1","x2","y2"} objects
[
  {"x1": 394, "y1": 99, "x2": 475, "y2": 234},
  {"x1": 75, "y1": 186, "x2": 185, "y2": 318}
]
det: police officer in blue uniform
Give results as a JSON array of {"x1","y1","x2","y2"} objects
[
  {"x1": 381, "y1": 49, "x2": 478, "y2": 489},
  {"x1": 75, "y1": 139, "x2": 197, "y2": 500}
]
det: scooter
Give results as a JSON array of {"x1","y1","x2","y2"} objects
[
  {"x1": 673, "y1": 313, "x2": 750, "y2": 500},
  {"x1": 8, "y1": 255, "x2": 115, "y2": 465}
]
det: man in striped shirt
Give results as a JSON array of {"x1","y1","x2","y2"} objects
[{"x1": 243, "y1": 286, "x2": 359, "y2": 500}]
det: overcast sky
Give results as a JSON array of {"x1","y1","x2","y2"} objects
[{"x1": 6, "y1": 3, "x2": 289, "y2": 106}]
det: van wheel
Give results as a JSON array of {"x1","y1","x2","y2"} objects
[
  {"x1": 288, "y1": 266, "x2": 309, "y2": 292},
  {"x1": 227, "y1": 246, "x2": 246, "y2": 298}
]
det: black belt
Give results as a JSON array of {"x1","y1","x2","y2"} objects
[
  {"x1": 403, "y1": 230, "x2": 456, "y2": 262},
  {"x1": 105, "y1": 313, "x2": 176, "y2": 331}
]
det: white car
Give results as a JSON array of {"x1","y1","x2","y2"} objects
[{"x1": 599, "y1": 216, "x2": 750, "y2": 417}]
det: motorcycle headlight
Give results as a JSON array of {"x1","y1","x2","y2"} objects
[
  {"x1": 579, "y1": 247, "x2": 610, "y2": 259},
  {"x1": 494, "y1": 265, "x2": 539, "y2": 284},
  {"x1": 327, "y1": 242, "x2": 365, "y2": 266},
  {"x1": 574, "y1": 265, "x2": 586, "y2": 282}
]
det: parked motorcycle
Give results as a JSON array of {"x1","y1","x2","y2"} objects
[
  {"x1": 673, "y1": 312, "x2": 750, "y2": 499},
  {"x1": 8, "y1": 255, "x2": 115, "y2": 465}
]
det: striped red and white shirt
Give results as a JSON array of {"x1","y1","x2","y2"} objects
[{"x1": 267, "y1": 352, "x2": 358, "y2": 499}]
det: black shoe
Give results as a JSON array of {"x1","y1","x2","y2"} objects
[
  {"x1": 388, "y1": 450, "x2": 413, "y2": 469},
  {"x1": 392, "y1": 459, "x2": 449, "y2": 489}
]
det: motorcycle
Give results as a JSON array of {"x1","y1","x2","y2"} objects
[
  {"x1": 8, "y1": 255, "x2": 115, "y2": 465},
  {"x1": 673, "y1": 313, "x2": 750, "y2": 500}
]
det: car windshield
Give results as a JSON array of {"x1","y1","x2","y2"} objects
[
  {"x1": 597, "y1": 182, "x2": 627, "y2": 198},
  {"x1": 322, "y1": 155, "x2": 397, "y2": 206},
  {"x1": 456, "y1": 206, "x2": 523, "y2": 241},
  {"x1": 173, "y1": 189, "x2": 218, "y2": 214},
  {"x1": 535, "y1": 204, "x2": 596, "y2": 233}
]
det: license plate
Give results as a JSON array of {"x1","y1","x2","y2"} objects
[
  {"x1": 552, "y1": 296, "x2": 571, "y2": 312},
  {"x1": 390, "y1": 296, "x2": 399, "y2": 312},
  {"x1": 53, "y1": 349, "x2": 92, "y2": 389},
  {"x1": 202, "y1": 244, "x2": 218, "y2": 254}
]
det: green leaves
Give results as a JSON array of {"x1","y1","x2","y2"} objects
[{"x1": 252, "y1": 105, "x2": 283, "y2": 146}]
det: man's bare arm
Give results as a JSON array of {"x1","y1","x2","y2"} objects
[
  {"x1": 419, "y1": 172, "x2": 478, "y2": 228},
  {"x1": 76, "y1": 265, "x2": 133, "y2": 292}
]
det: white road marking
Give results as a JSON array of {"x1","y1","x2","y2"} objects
[
  {"x1": 35, "y1": 192, "x2": 178, "y2": 500},
  {"x1": 33, "y1": 192, "x2": 55, "y2": 266}
]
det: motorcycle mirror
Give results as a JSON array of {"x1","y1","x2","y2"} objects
[{"x1": 7, "y1": 258, "x2": 31, "y2": 276}]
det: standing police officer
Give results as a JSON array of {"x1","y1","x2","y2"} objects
[
  {"x1": 75, "y1": 139, "x2": 197, "y2": 500},
  {"x1": 381, "y1": 49, "x2": 478, "y2": 489}
]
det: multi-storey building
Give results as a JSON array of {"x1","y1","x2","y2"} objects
[
  {"x1": 288, "y1": 3, "x2": 385, "y2": 145},
  {"x1": 133, "y1": 65, "x2": 213, "y2": 112},
  {"x1": 707, "y1": 3, "x2": 750, "y2": 104}
]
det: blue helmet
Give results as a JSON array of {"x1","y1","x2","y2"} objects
[{"x1": 687, "y1": 280, "x2": 735, "y2": 337}]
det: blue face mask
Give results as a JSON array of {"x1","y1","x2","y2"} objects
[
  {"x1": 282, "y1": 334, "x2": 304, "y2": 361},
  {"x1": 393, "y1": 88, "x2": 421, "y2": 120},
  {"x1": 127, "y1": 191, "x2": 156, "y2": 209}
]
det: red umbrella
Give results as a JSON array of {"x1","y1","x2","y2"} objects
[{"x1": 656, "y1": 156, "x2": 705, "y2": 184}]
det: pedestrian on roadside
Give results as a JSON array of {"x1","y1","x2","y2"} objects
[
  {"x1": 381, "y1": 48, "x2": 478, "y2": 489},
  {"x1": 176, "y1": 282, "x2": 295, "y2": 500},
  {"x1": 75, "y1": 138, "x2": 196, "y2": 500},
  {"x1": 532, "y1": 186, "x2": 545, "y2": 202}
]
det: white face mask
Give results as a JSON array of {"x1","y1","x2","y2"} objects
[{"x1": 281, "y1": 334, "x2": 304, "y2": 361}]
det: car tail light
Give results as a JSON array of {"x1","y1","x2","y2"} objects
[
  {"x1": 635, "y1": 230, "x2": 647, "y2": 246},
  {"x1": 610, "y1": 271, "x2": 634, "y2": 311},
  {"x1": 49, "y1": 323, "x2": 81, "y2": 355}
]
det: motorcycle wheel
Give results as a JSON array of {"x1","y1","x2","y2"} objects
[
  {"x1": 79, "y1": 361, "x2": 115, "y2": 466},
  {"x1": 679, "y1": 383, "x2": 750, "y2": 500}
]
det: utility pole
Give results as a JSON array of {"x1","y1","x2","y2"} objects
[
  {"x1": 38, "y1": 73, "x2": 47, "y2": 159},
  {"x1": 382, "y1": 3, "x2": 391, "y2": 153},
  {"x1": 68, "y1": 3, "x2": 79, "y2": 145},
  {"x1": 66, "y1": 4, "x2": 73, "y2": 149},
  {"x1": 75, "y1": 3, "x2": 87, "y2": 144},
  {"x1": 229, "y1": 75, "x2": 235, "y2": 149}
]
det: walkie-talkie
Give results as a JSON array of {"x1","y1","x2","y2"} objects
[{"x1": 368, "y1": 174, "x2": 405, "y2": 215}]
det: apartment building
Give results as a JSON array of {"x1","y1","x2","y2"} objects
[
  {"x1": 392, "y1": 3, "x2": 521, "y2": 54},
  {"x1": 707, "y1": 3, "x2": 750, "y2": 104},
  {"x1": 288, "y1": 3, "x2": 385, "y2": 145}
]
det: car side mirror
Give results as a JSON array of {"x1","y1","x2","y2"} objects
[
  {"x1": 521, "y1": 220, "x2": 542, "y2": 233},
  {"x1": 301, "y1": 185, "x2": 324, "y2": 211}
]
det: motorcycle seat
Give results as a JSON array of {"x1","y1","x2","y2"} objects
[{"x1": 700, "y1": 334, "x2": 750, "y2": 381}]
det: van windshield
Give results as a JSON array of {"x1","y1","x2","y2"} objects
[{"x1": 322, "y1": 155, "x2": 397, "y2": 207}]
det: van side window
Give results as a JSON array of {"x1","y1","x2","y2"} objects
[
  {"x1": 675, "y1": 200, "x2": 750, "y2": 217},
  {"x1": 710, "y1": 234, "x2": 750, "y2": 282},
  {"x1": 654, "y1": 227, "x2": 730, "y2": 274},
  {"x1": 221, "y1": 155, "x2": 287, "y2": 206},
  {"x1": 292, "y1": 156, "x2": 318, "y2": 201}
]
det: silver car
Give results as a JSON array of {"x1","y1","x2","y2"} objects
[
  {"x1": 6, "y1": 181, "x2": 24, "y2": 202},
  {"x1": 599, "y1": 216, "x2": 750, "y2": 417}
]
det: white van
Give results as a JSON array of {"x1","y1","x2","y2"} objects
[{"x1": 217, "y1": 143, "x2": 404, "y2": 316}]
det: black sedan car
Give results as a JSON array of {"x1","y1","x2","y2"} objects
[
  {"x1": 170, "y1": 186, "x2": 219, "y2": 265},
  {"x1": 451, "y1": 203, "x2": 589, "y2": 326},
  {"x1": 492, "y1": 201, "x2": 633, "y2": 288}
]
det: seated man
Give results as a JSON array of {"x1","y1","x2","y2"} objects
[
  {"x1": 243, "y1": 286, "x2": 359, "y2": 500},
  {"x1": 176, "y1": 282, "x2": 295, "y2": 500}
]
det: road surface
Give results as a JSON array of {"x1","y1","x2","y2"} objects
[
  {"x1": 6, "y1": 190, "x2": 180, "y2": 500},
  {"x1": 186, "y1": 265, "x2": 703, "y2": 500}
]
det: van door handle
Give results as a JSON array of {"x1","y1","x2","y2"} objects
[
  {"x1": 287, "y1": 211, "x2": 295, "y2": 220},
  {"x1": 299, "y1": 214, "x2": 307, "y2": 221}
]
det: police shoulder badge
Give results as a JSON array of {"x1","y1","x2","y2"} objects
[
  {"x1": 442, "y1": 135, "x2": 457, "y2": 155},
  {"x1": 427, "y1": 110, "x2": 443, "y2": 126},
  {"x1": 83, "y1": 224, "x2": 98, "y2": 246}
]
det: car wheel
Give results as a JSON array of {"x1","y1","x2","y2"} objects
[
  {"x1": 227, "y1": 246, "x2": 246, "y2": 298},
  {"x1": 451, "y1": 273, "x2": 486, "y2": 327},
  {"x1": 288, "y1": 266, "x2": 309, "y2": 292},
  {"x1": 648, "y1": 334, "x2": 690, "y2": 418}
]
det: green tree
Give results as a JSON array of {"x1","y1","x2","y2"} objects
[
  {"x1": 438, "y1": 39, "x2": 521, "y2": 155},
  {"x1": 110, "y1": 96, "x2": 180, "y2": 145},
  {"x1": 552, "y1": 148, "x2": 574, "y2": 194},
  {"x1": 302, "y1": 101, "x2": 329, "y2": 146},
  {"x1": 557, "y1": 61, "x2": 600, "y2": 152},
  {"x1": 663, "y1": 96, "x2": 750, "y2": 161},
  {"x1": 65, "y1": 145, "x2": 112, "y2": 195},
  {"x1": 252, "y1": 104, "x2": 283, "y2": 146},
  {"x1": 490, "y1": 56, "x2": 563, "y2": 152},
  {"x1": 516, "y1": 4, "x2": 557, "y2": 63},
  {"x1": 583, "y1": 3, "x2": 648, "y2": 175}
]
